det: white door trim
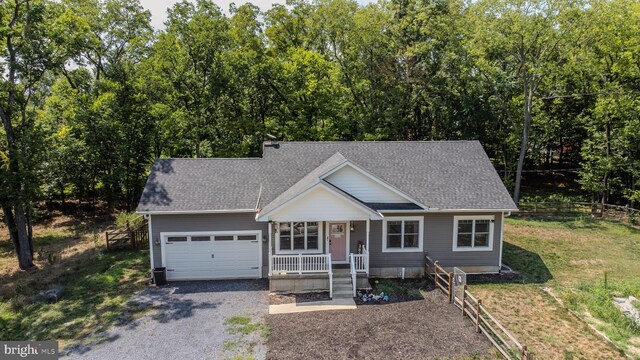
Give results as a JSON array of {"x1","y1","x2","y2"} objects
[
  {"x1": 160, "y1": 230, "x2": 262, "y2": 280},
  {"x1": 326, "y1": 221, "x2": 350, "y2": 264}
]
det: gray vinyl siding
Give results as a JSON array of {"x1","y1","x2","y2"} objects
[
  {"x1": 150, "y1": 213, "x2": 268, "y2": 270},
  {"x1": 423, "y1": 212, "x2": 503, "y2": 268},
  {"x1": 351, "y1": 221, "x2": 365, "y2": 253},
  {"x1": 362, "y1": 218, "x2": 425, "y2": 268},
  {"x1": 361, "y1": 212, "x2": 503, "y2": 269},
  {"x1": 149, "y1": 211, "x2": 503, "y2": 276}
]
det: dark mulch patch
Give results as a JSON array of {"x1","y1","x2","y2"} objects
[
  {"x1": 467, "y1": 270, "x2": 525, "y2": 284},
  {"x1": 266, "y1": 290, "x2": 492, "y2": 359},
  {"x1": 356, "y1": 278, "x2": 434, "y2": 305},
  {"x1": 269, "y1": 292, "x2": 331, "y2": 305}
]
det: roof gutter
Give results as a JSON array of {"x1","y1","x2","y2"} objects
[
  {"x1": 136, "y1": 209, "x2": 257, "y2": 215},
  {"x1": 425, "y1": 208, "x2": 519, "y2": 213}
]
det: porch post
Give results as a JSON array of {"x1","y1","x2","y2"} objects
[
  {"x1": 366, "y1": 218, "x2": 370, "y2": 275},
  {"x1": 268, "y1": 222, "x2": 273, "y2": 276}
]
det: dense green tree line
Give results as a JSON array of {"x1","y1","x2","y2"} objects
[{"x1": 1, "y1": 0, "x2": 639, "y2": 268}]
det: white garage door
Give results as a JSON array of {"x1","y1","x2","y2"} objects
[{"x1": 162, "y1": 231, "x2": 261, "y2": 280}]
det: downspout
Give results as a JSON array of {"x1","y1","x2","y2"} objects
[
  {"x1": 145, "y1": 214, "x2": 154, "y2": 270},
  {"x1": 498, "y1": 212, "x2": 505, "y2": 270},
  {"x1": 268, "y1": 221, "x2": 273, "y2": 276},
  {"x1": 366, "y1": 218, "x2": 370, "y2": 276}
]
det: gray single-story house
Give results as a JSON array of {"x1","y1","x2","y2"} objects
[{"x1": 136, "y1": 141, "x2": 518, "y2": 298}]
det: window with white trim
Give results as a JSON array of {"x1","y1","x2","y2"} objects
[
  {"x1": 453, "y1": 216, "x2": 494, "y2": 251},
  {"x1": 382, "y1": 217, "x2": 423, "y2": 252},
  {"x1": 278, "y1": 222, "x2": 320, "y2": 252}
]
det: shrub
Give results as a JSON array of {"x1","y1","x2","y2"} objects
[
  {"x1": 627, "y1": 210, "x2": 638, "y2": 225},
  {"x1": 114, "y1": 212, "x2": 143, "y2": 229},
  {"x1": 374, "y1": 279, "x2": 395, "y2": 296},
  {"x1": 563, "y1": 282, "x2": 640, "y2": 343}
]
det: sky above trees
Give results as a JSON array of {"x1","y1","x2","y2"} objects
[{"x1": 140, "y1": 0, "x2": 375, "y2": 28}]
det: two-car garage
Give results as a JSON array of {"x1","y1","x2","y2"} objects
[{"x1": 160, "y1": 231, "x2": 262, "y2": 281}]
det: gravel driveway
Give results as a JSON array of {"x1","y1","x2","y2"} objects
[{"x1": 64, "y1": 280, "x2": 269, "y2": 360}]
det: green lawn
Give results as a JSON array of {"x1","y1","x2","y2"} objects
[
  {"x1": 0, "y1": 216, "x2": 149, "y2": 348},
  {"x1": 0, "y1": 251, "x2": 148, "y2": 342},
  {"x1": 471, "y1": 216, "x2": 640, "y2": 359}
]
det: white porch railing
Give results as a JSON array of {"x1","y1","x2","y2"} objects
[
  {"x1": 328, "y1": 255, "x2": 333, "y2": 299},
  {"x1": 351, "y1": 248, "x2": 369, "y2": 274},
  {"x1": 350, "y1": 254, "x2": 357, "y2": 297},
  {"x1": 349, "y1": 248, "x2": 369, "y2": 296},
  {"x1": 271, "y1": 254, "x2": 332, "y2": 275}
]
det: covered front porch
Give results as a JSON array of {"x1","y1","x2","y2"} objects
[
  {"x1": 267, "y1": 220, "x2": 372, "y2": 298},
  {"x1": 255, "y1": 172, "x2": 389, "y2": 298}
]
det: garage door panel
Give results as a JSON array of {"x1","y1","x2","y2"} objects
[{"x1": 163, "y1": 232, "x2": 261, "y2": 280}]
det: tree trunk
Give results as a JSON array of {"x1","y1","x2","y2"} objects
[
  {"x1": 195, "y1": 132, "x2": 201, "y2": 158},
  {"x1": 1, "y1": 204, "x2": 19, "y2": 254},
  {"x1": 630, "y1": 176, "x2": 636, "y2": 209},
  {"x1": 0, "y1": 0, "x2": 34, "y2": 270},
  {"x1": 513, "y1": 86, "x2": 533, "y2": 205},
  {"x1": 15, "y1": 204, "x2": 33, "y2": 269},
  {"x1": 545, "y1": 147, "x2": 551, "y2": 169},
  {"x1": 0, "y1": 108, "x2": 34, "y2": 270},
  {"x1": 558, "y1": 136, "x2": 564, "y2": 165},
  {"x1": 602, "y1": 121, "x2": 612, "y2": 206}
]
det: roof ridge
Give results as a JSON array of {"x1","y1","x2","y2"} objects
[
  {"x1": 271, "y1": 140, "x2": 480, "y2": 144},
  {"x1": 157, "y1": 157, "x2": 262, "y2": 160}
]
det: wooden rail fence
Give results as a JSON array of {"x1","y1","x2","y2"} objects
[
  {"x1": 429, "y1": 260, "x2": 452, "y2": 299},
  {"x1": 455, "y1": 285, "x2": 534, "y2": 359},
  {"x1": 425, "y1": 257, "x2": 534, "y2": 360},
  {"x1": 105, "y1": 219, "x2": 148, "y2": 251},
  {"x1": 517, "y1": 202, "x2": 640, "y2": 222}
]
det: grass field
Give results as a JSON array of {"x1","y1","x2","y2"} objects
[
  {"x1": 470, "y1": 216, "x2": 640, "y2": 359},
  {"x1": 0, "y1": 215, "x2": 149, "y2": 348}
]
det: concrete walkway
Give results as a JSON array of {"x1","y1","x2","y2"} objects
[{"x1": 269, "y1": 298, "x2": 357, "y2": 314}]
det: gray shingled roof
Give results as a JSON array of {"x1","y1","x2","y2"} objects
[
  {"x1": 136, "y1": 158, "x2": 262, "y2": 212},
  {"x1": 258, "y1": 141, "x2": 517, "y2": 211},
  {"x1": 258, "y1": 152, "x2": 349, "y2": 215},
  {"x1": 137, "y1": 141, "x2": 518, "y2": 213}
]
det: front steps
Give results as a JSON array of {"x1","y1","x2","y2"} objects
[{"x1": 333, "y1": 270, "x2": 353, "y2": 299}]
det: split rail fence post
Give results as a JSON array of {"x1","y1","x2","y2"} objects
[
  {"x1": 475, "y1": 299, "x2": 481, "y2": 333},
  {"x1": 106, "y1": 232, "x2": 110, "y2": 251},
  {"x1": 461, "y1": 284, "x2": 467, "y2": 316},
  {"x1": 448, "y1": 272, "x2": 453, "y2": 302},
  {"x1": 521, "y1": 345, "x2": 528, "y2": 360}
]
